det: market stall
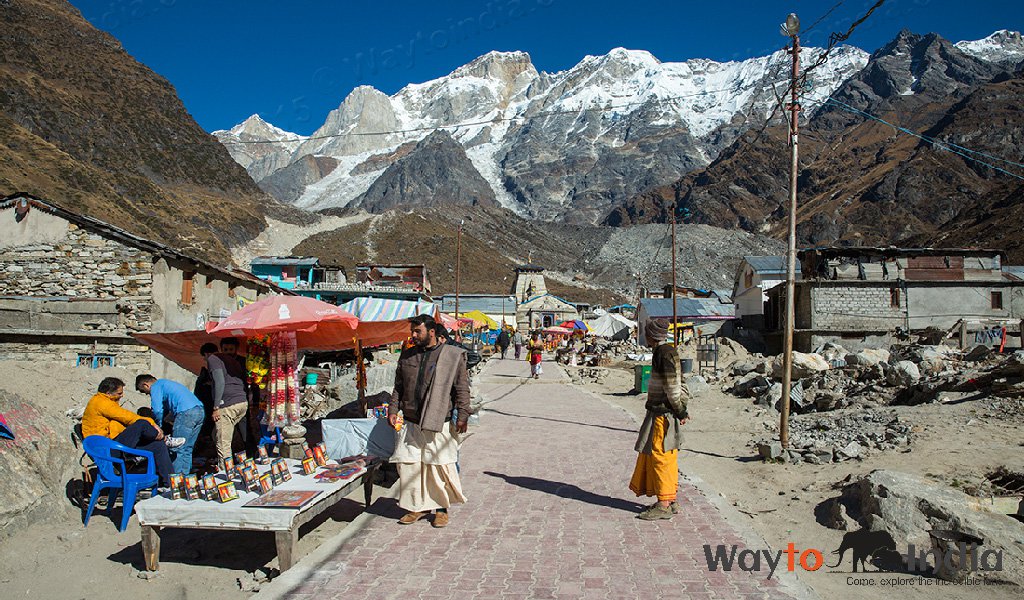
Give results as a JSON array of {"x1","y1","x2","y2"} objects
[{"x1": 135, "y1": 455, "x2": 380, "y2": 571}]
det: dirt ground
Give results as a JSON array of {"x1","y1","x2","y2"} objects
[
  {"x1": 583, "y1": 363, "x2": 1024, "y2": 600},
  {"x1": 0, "y1": 360, "x2": 393, "y2": 599}
]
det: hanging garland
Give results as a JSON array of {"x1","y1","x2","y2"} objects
[{"x1": 265, "y1": 331, "x2": 300, "y2": 428}]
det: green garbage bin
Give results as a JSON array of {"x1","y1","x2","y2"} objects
[{"x1": 633, "y1": 364, "x2": 652, "y2": 394}]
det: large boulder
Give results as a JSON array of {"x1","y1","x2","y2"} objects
[
  {"x1": 685, "y1": 375, "x2": 710, "y2": 396},
  {"x1": 843, "y1": 470, "x2": 1024, "y2": 586},
  {"x1": 731, "y1": 372, "x2": 770, "y2": 396},
  {"x1": 0, "y1": 389, "x2": 81, "y2": 539},
  {"x1": 816, "y1": 342, "x2": 850, "y2": 363},
  {"x1": 886, "y1": 361, "x2": 921, "y2": 387},
  {"x1": 771, "y1": 352, "x2": 829, "y2": 380},
  {"x1": 845, "y1": 348, "x2": 891, "y2": 367}
]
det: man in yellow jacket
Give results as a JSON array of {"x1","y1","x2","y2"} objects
[{"x1": 82, "y1": 377, "x2": 176, "y2": 488}]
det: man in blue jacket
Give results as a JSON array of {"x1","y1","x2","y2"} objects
[{"x1": 135, "y1": 374, "x2": 205, "y2": 475}]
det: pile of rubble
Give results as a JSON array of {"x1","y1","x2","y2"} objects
[
  {"x1": 602, "y1": 339, "x2": 647, "y2": 358},
  {"x1": 757, "y1": 410, "x2": 913, "y2": 464},
  {"x1": 725, "y1": 342, "x2": 1024, "y2": 414}
]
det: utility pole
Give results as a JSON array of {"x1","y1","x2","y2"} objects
[
  {"x1": 779, "y1": 13, "x2": 801, "y2": 448},
  {"x1": 671, "y1": 203, "x2": 678, "y2": 346},
  {"x1": 455, "y1": 219, "x2": 463, "y2": 327}
]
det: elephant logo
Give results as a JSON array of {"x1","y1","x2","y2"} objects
[{"x1": 829, "y1": 528, "x2": 899, "y2": 572}]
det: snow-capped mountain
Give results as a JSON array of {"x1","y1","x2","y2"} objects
[
  {"x1": 213, "y1": 114, "x2": 307, "y2": 182},
  {"x1": 955, "y1": 30, "x2": 1024, "y2": 67},
  {"x1": 215, "y1": 31, "x2": 1018, "y2": 223}
]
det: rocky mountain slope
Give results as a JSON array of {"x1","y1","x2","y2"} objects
[
  {"x1": 0, "y1": 0, "x2": 307, "y2": 263},
  {"x1": 215, "y1": 45, "x2": 868, "y2": 223},
  {"x1": 349, "y1": 131, "x2": 497, "y2": 212},
  {"x1": 606, "y1": 30, "x2": 1024, "y2": 261},
  {"x1": 293, "y1": 205, "x2": 784, "y2": 303}
]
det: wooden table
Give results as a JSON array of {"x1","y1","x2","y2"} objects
[{"x1": 137, "y1": 459, "x2": 381, "y2": 572}]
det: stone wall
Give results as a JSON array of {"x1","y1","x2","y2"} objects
[
  {"x1": 0, "y1": 341, "x2": 150, "y2": 370},
  {"x1": 0, "y1": 219, "x2": 154, "y2": 333},
  {"x1": 809, "y1": 285, "x2": 905, "y2": 331}
]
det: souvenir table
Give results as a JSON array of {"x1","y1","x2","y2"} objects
[{"x1": 135, "y1": 456, "x2": 381, "y2": 572}]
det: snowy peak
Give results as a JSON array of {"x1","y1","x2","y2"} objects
[
  {"x1": 218, "y1": 43, "x2": 870, "y2": 217},
  {"x1": 956, "y1": 30, "x2": 1024, "y2": 66},
  {"x1": 451, "y1": 50, "x2": 537, "y2": 82},
  {"x1": 217, "y1": 114, "x2": 303, "y2": 142}
]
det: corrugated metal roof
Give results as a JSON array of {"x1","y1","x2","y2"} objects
[
  {"x1": 798, "y1": 246, "x2": 1006, "y2": 259},
  {"x1": 745, "y1": 256, "x2": 801, "y2": 274},
  {"x1": 437, "y1": 295, "x2": 516, "y2": 314},
  {"x1": 251, "y1": 256, "x2": 319, "y2": 266},
  {"x1": 1003, "y1": 266, "x2": 1024, "y2": 281},
  {"x1": 712, "y1": 289, "x2": 733, "y2": 302},
  {"x1": 640, "y1": 297, "x2": 736, "y2": 319}
]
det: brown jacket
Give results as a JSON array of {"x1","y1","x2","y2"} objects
[{"x1": 389, "y1": 342, "x2": 471, "y2": 432}]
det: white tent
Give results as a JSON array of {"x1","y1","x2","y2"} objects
[{"x1": 587, "y1": 313, "x2": 636, "y2": 340}]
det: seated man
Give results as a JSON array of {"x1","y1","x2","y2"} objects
[
  {"x1": 135, "y1": 374, "x2": 204, "y2": 475},
  {"x1": 82, "y1": 377, "x2": 177, "y2": 488}
]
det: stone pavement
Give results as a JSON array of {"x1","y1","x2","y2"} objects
[{"x1": 270, "y1": 356, "x2": 805, "y2": 599}]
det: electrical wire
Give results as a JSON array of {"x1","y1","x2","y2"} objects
[{"x1": 817, "y1": 97, "x2": 1024, "y2": 181}]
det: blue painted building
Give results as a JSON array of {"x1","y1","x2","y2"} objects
[{"x1": 249, "y1": 256, "x2": 319, "y2": 290}]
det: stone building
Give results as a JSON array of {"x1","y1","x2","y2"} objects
[
  {"x1": 0, "y1": 194, "x2": 282, "y2": 375},
  {"x1": 508, "y1": 264, "x2": 579, "y2": 331},
  {"x1": 764, "y1": 247, "x2": 1024, "y2": 352}
]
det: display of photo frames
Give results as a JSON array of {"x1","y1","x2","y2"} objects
[
  {"x1": 222, "y1": 457, "x2": 235, "y2": 478},
  {"x1": 269, "y1": 460, "x2": 284, "y2": 486},
  {"x1": 301, "y1": 457, "x2": 316, "y2": 475},
  {"x1": 257, "y1": 445, "x2": 270, "y2": 464},
  {"x1": 217, "y1": 481, "x2": 239, "y2": 502},
  {"x1": 169, "y1": 474, "x2": 184, "y2": 500},
  {"x1": 241, "y1": 466, "x2": 260, "y2": 493},
  {"x1": 259, "y1": 473, "x2": 273, "y2": 494},
  {"x1": 202, "y1": 474, "x2": 217, "y2": 501},
  {"x1": 312, "y1": 445, "x2": 327, "y2": 467},
  {"x1": 184, "y1": 474, "x2": 200, "y2": 500}
]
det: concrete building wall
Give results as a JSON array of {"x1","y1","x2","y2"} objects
[{"x1": 905, "y1": 285, "x2": 1019, "y2": 329}]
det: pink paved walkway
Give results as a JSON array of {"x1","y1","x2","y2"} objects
[{"x1": 278, "y1": 357, "x2": 798, "y2": 599}]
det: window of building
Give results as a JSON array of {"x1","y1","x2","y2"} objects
[
  {"x1": 890, "y1": 287, "x2": 900, "y2": 308},
  {"x1": 991, "y1": 291, "x2": 1003, "y2": 310},
  {"x1": 744, "y1": 269, "x2": 754, "y2": 289},
  {"x1": 77, "y1": 353, "x2": 116, "y2": 368},
  {"x1": 181, "y1": 271, "x2": 195, "y2": 306},
  {"x1": 228, "y1": 284, "x2": 236, "y2": 298}
]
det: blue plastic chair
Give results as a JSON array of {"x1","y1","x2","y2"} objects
[{"x1": 82, "y1": 435, "x2": 160, "y2": 532}]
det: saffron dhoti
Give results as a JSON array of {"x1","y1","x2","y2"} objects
[{"x1": 629, "y1": 414, "x2": 678, "y2": 502}]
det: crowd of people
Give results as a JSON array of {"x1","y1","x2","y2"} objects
[
  {"x1": 81, "y1": 337, "x2": 263, "y2": 491},
  {"x1": 82, "y1": 315, "x2": 689, "y2": 524}
]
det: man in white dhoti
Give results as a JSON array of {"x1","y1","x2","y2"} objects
[{"x1": 388, "y1": 314, "x2": 471, "y2": 528}]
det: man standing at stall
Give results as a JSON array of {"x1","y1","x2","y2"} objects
[
  {"x1": 629, "y1": 318, "x2": 689, "y2": 520},
  {"x1": 135, "y1": 374, "x2": 204, "y2": 475},
  {"x1": 389, "y1": 314, "x2": 471, "y2": 528},
  {"x1": 207, "y1": 337, "x2": 250, "y2": 460}
]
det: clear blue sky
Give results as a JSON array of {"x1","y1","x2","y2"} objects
[{"x1": 68, "y1": 0, "x2": 1023, "y2": 135}]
